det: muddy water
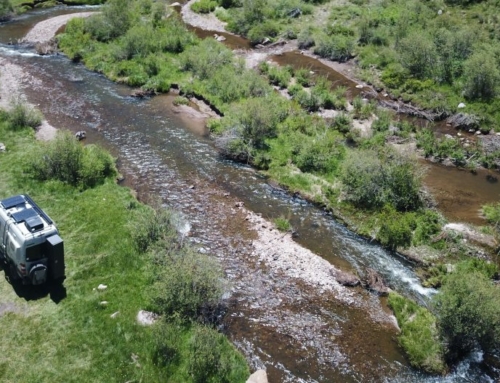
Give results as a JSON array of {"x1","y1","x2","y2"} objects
[
  {"x1": 0, "y1": 8, "x2": 497, "y2": 382},
  {"x1": 271, "y1": 51, "x2": 363, "y2": 99},
  {"x1": 424, "y1": 164, "x2": 500, "y2": 225}
]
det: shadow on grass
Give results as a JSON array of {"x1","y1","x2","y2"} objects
[{"x1": 1, "y1": 262, "x2": 66, "y2": 303}]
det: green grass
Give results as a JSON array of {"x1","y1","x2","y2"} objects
[
  {"x1": 274, "y1": 216, "x2": 291, "y2": 232},
  {"x1": 388, "y1": 292, "x2": 446, "y2": 375},
  {"x1": 0, "y1": 116, "x2": 248, "y2": 382}
]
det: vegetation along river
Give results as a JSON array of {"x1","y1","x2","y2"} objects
[{"x1": 1, "y1": 5, "x2": 499, "y2": 382}]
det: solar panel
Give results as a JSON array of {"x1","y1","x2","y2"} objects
[
  {"x1": 11, "y1": 208, "x2": 38, "y2": 224},
  {"x1": 0, "y1": 195, "x2": 26, "y2": 210}
]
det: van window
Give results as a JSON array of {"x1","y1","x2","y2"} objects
[{"x1": 26, "y1": 244, "x2": 44, "y2": 261}]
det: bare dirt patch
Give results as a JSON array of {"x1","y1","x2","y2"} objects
[{"x1": 21, "y1": 12, "x2": 95, "y2": 45}]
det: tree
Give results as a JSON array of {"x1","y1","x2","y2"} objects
[
  {"x1": 463, "y1": 50, "x2": 500, "y2": 100},
  {"x1": 433, "y1": 270, "x2": 500, "y2": 361}
]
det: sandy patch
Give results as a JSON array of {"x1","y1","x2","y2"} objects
[
  {"x1": 181, "y1": 0, "x2": 228, "y2": 33},
  {"x1": 21, "y1": 12, "x2": 95, "y2": 45}
]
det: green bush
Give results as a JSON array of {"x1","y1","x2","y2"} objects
[
  {"x1": 266, "y1": 65, "x2": 292, "y2": 88},
  {"x1": 297, "y1": 26, "x2": 315, "y2": 49},
  {"x1": 191, "y1": 0, "x2": 218, "y2": 14},
  {"x1": 27, "y1": 131, "x2": 115, "y2": 188},
  {"x1": 154, "y1": 321, "x2": 249, "y2": 382},
  {"x1": 433, "y1": 270, "x2": 500, "y2": 361},
  {"x1": 7, "y1": 99, "x2": 42, "y2": 130},
  {"x1": 314, "y1": 34, "x2": 354, "y2": 62},
  {"x1": 247, "y1": 20, "x2": 280, "y2": 45},
  {"x1": 483, "y1": 202, "x2": 500, "y2": 232},
  {"x1": 180, "y1": 39, "x2": 233, "y2": 80},
  {"x1": 0, "y1": 0, "x2": 13, "y2": 21},
  {"x1": 151, "y1": 250, "x2": 225, "y2": 323},
  {"x1": 340, "y1": 149, "x2": 422, "y2": 211},
  {"x1": 274, "y1": 216, "x2": 292, "y2": 232},
  {"x1": 397, "y1": 32, "x2": 439, "y2": 80},
  {"x1": 463, "y1": 50, "x2": 500, "y2": 100},
  {"x1": 388, "y1": 292, "x2": 446, "y2": 374},
  {"x1": 377, "y1": 207, "x2": 414, "y2": 250},
  {"x1": 132, "y1": 205, "x2": 178, "y2": 253},
  {"x1": 188, "y1": 325, "x2": 249, "y2": 383}
]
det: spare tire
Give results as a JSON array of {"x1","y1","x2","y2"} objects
[{"x1": 29, "y1": 264, "x2": 47, "y2": 285}]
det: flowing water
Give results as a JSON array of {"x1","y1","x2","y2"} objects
[{"x1": 0, "y1": 7, "x2": 499, "y2": 382}]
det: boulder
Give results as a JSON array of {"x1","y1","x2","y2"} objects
[
  {"x1": 330, "y1": 269, "x2": 360, "y2": 287},
  {"x1": 130, "y1": 89, "x2": 155, "y2": 98},
  {"x1": 446, "y1": 113, "x2": 479, "y2": 131},
  {"x1": 137, "y1": 310, "x2": 159, "y2": 326},
  {"x1": 363, "y1": 268, "x2": 389, "y2": 296},
  {"x1": 75, "y1": 131, "x2": 86, "y2": 141},
  {"x1": 246, "y1": 370, "x2": 268, "y2": 383}
]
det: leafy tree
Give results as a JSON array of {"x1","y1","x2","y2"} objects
[
  {"x1": 433, "y1": 270, "x2": 500, "y2": 361},
  {"x1": 463, "y1": 50, "x2": 500, "y2": 100}
]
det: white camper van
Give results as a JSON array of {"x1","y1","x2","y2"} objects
[{"x1": 0, "y1": 195, "x2": 65, "y2": 285}]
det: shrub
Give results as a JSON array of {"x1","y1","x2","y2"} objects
[
  {"x1": 463, "y1": 50, "x2": 500, "y2": 100},
  {"x1": 151, "y1": 250, "x2": 225, "y2": 324},
  {"x1": 247, "y1": 21, "x2": 280, "y2": 46},
  {"x1": 0, "y1": 0, "x2": 13, "y2": 22},
  {"x1": 377, "y1": 207, "x2": 414, "y2": 250},
  {"x1": 173, "y1": 96, "x2": 190, "y2": 106},
  {"x1": 266, "y1": 65, "x2": 292, "y2": 88},
  {"x1": 188, "y1": 325, "x2": 249, "y2": 383},
  {"x1": 433, "y1": 270, "x2": 500, "y2": 361},
  {"x1": 27, "y1": 131, "x2": 115, "y2": 188},
  {"x1": 340, "y1": 149, "x2": 422, "y2": 211},
  {"x1": 389, "y1": 292, "x2": 446, "y2": 374},
  {"x1": 297, "y1": 26, "x2": 315, "y2": 49},
  {"x1": 295, "y1": 68, "x2": 313, "y2": 87},
  {"x1": 7, "y1": 99, "x2": 42, "y2": 130},
  {"x1": 132, "y1": 205, "x2": 178, "y2": 253},
  {"x1": 483, "y1": 202, "x2": 500, "y2": 232},
  {"x1": 191, "y1": 0, "x2": 218, "y2": 14},
  {"x1": 180, "y1": 40, "x2": 233, "y2": 80},
  {"x1": 274, "y1": 217, "x2": 291, "y2": 232},
  {"x1": 314, "y1": 34, "x2": 354, "y2": 62},
  {"x1": 397, "y1": 32, "x2": 439, "y2": 80}
]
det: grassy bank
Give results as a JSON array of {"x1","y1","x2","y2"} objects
[
  {"x1": 0, "y1": 108, "x2": 248, "y2": 382},
  {"x1": 54, "y1": 0, "x2": 500, "y2": 374}
]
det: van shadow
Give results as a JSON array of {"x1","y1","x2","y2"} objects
[{"x1": 1, "y1": 263, "x2": 66, "y2": 303}]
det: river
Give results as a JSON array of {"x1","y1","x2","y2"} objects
[{"x1": 0, "y1": 6, "x2": 498, "y2": 382}]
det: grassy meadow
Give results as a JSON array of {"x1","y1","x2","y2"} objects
[{"x1": 0, "y1": 108, "x2": 248, "y2": 382}]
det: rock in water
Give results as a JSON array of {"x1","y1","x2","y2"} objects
[
  {"x1": 363, "y1": 268, "x2": 389, "y2": 296},
  {"x1": 75, "y1": 131, "x2": 86, "y2": 141},
  {"x1": 330, "y1": 269, "x2": 360, "y2": 287}
]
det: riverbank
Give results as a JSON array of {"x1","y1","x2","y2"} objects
[
  {"x1": 0, "y1": 57, "x2": 56, "y2": 140},
  {"x1": 14, "y1": 6, "x2": 500, "y2": 380}
]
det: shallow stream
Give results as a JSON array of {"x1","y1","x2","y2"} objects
[{"x1": 0, "y1": 6, "x2": 498, "y2": 382}]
